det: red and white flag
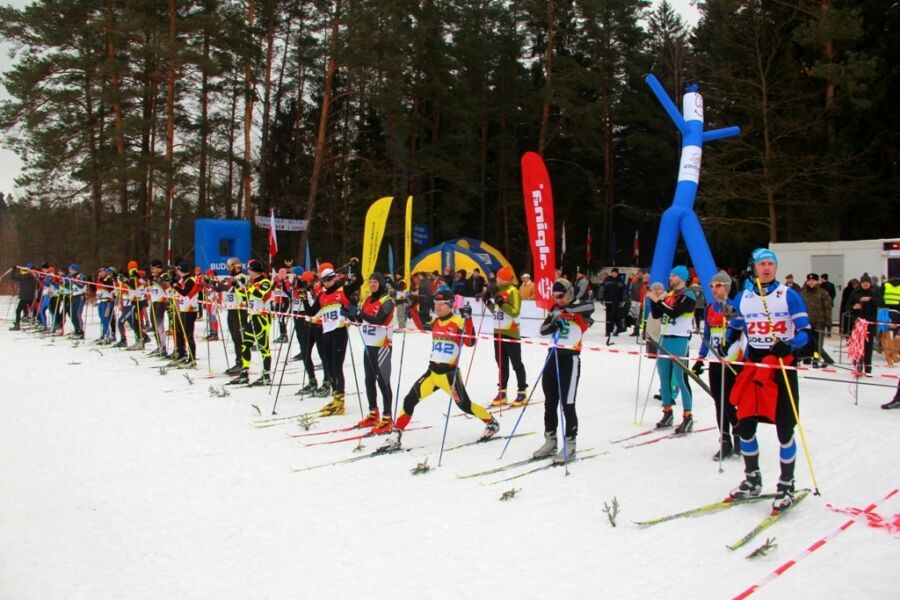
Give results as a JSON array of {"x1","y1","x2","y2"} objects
[
  {"x1": 521, "y1": 152, "x2": 557, "y2": 311},
  {"x1": 632, "y1": 230, "x2": 640, "y2": 264},
  {"x1": 268, "y1": 208, "x2": 278, "y2": 258}
]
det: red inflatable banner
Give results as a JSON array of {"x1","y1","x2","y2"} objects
[{"x1": 521, "y1": 152, "x2": 556, "y2": 311}]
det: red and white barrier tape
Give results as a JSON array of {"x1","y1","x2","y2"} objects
[{"x1": 732, "y1": 487, "x2": 899, "y2": 600}]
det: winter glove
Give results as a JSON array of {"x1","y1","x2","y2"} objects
[
  {"x1": 343, "y1": 305, "x2": 361, "y2": 322},
  {"x1": 459, "y1": 304, "x2": 472, "y2": 319},
  {"x1": 495, "y1": 294, "x2": 506, "y2": 307},
  {"x1": 770, "y1": 339, "x2": 792, "y2": 357},
  {"x1": 691, "y1": 360, "x2": 705, "y2": 377}
]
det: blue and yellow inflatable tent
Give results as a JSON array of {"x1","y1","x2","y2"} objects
[{"x1": 411, "y1": 238, "x2": 517, "y2": 284}]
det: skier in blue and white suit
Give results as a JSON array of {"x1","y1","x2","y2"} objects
[{"x1": 723, "y1": 248, "x2": 810, "y2": 514}]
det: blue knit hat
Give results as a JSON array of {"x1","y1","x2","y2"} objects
[
  {"x1": 69, "y1": 263, "x2": 79, "y2": 272},
  {"x1": 752, "y1": 248, "x2": 778, "y2": 265},
  {"x1": 670, "y1": 265, "x2": 689, "y2": 283},
  {"x1": 293, "y1": 266, "x2": 304, "y2": 276}
]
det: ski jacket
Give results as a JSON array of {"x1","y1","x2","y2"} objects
[
  {"x1": 540, "y1": 299, "x2": 594, "y2": 354},
  {"x1": 359, "y1": 291, "x2": 394, "y2": 347},
  {"x1": 411, "y1": 309, "x2": 475, "y2": 371},
  {"x1": 491, "y1": 283, "x2": 522, "y2": 339},
  {"x1": 650, "y1": 287, "x2": 696, "y2": 337}
]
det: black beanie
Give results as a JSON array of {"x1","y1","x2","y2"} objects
[
  {"x1": 248, "y1": 259, "x2": 264, "y2": 274},
  {"x1": 368, "y1": 271, "x2": 386, "y2": 291},
  {"x1": 150, "y1": 259, "x2": 163, "y2": 268}
]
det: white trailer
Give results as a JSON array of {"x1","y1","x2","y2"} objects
[{"x1": 770, "y1": 238, "x2": 900, "y2": 322}]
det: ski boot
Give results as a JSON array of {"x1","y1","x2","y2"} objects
[
  {"x1": 772, "y1": 479, "x2": 796, "y2": 514},
  {"x1": 295, "y1": 381, "x2": 318, "y2": 396},
  {"x1": 510, "y1": 390, "x2": 528, "y2": 407},
  {"x1": 319, "y1": 394, "x2": 345, "y2": 416},
  {"x1": 8, "y1": 323, "x2": 20, "y2": 331},
  {"x1": 371, "y1": 416, "x2": 393, "y2": 435},
  {"x1": 356, "y1": 410, "x2": 380, "y2": 428},
  {"x1": 313, "y1": 382, "x2": 332, "y2": 398},
  {"x1": 729, "y1": 470, "x2": 762, "y2": 500},
  {"x1": 228, "y1": 370, "x2": 250, "y2": 385},
  {"x1": 674, "y1": 412, "x2": 694, "y2": 434},
  {"x1": 377, "y1": 429, "x2": 402, "y2": 452},
  {"x1": 656, "y1": 407, "x2": 674, "y2": 429},
  {"x1": 712, "y1": 434, "x2": 734, "y2": 461},
  {"x1": 533, "y1": 432, "x2": 557, "y2": 459},
  {"x1": 225, "y1": 364, "x2": 243, "y2": 376},
  {"x1": 479, "y1": 418, "x2": 500, "y2": 441},
  {"x1": 490, "y1": 389, "x2": 507, "y2": 407},
  {"x1": 250, "y1": 373, "x2": 271, "y2": 387},
  {"x1": 552, "y1": 436, "x2": 577, "y2": 464}
]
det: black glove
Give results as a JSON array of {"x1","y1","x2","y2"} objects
[
  {"x1": 692, "y1": 360, "x2": 705, "y2": 376},
  {"x1": 495, "y1": 295, "x2": 505, "y2": 307},
  {"x1": 771, "y1": 339, "x2": 792, "y2": 357},
  {"x1": 716, "y1": 340, "x2": 730, "y2": 357},
  {"x1": 343, "y1": 305, "x2": 361, "y2": 322},
  {"x1": 459, "y1": 304, "x2": 472, "y2": 319}
]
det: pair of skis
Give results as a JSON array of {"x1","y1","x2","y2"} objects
[
  {"x1": 611, "y1": 425, "x2": 717, "y2": 448},
  {"x1": 457, "y1": 450, "x2": 607, "y2": 485},
  {"x1": 290, "y1": 431, "x2": 536, "y2": 473},
  {"x1": 636, "y1": 489, "x2": 811, "y2": 550}
]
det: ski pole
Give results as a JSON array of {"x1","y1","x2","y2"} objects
[
  {"x1": 632, "y1": 317, "x2": 646, "y2": 425},
  {"x1": 437, "y1": 366, "x2": 462, "y2": 468},
  {"x1": 217, "y1": 304, "x2": 229, "y2": 367},
  {"x1": 462, "y1": 299, "x2": 488, "y2": 387},
  {"x1": 345, "y1": 325, "x2": 365, "y2": 418},
  {"x1": 755, "y1": 277, "x2": 821, "y2": 496},
  {"x1": 553, "y1": 341, "x2": 569, "y2": 475},
  {"x1": 498, "y1": 347, "x2": 553, "y2": 460},
  {"x1": 270, "y1": 315, "x2": 296, "y2": 415}
]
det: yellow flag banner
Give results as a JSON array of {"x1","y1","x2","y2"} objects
[
  {"x1": 404, "y1": 195, "x2": 413, "y2": 290},
  {"x1": 360, "y1": 195, "x2": 394, "y2": 300}
]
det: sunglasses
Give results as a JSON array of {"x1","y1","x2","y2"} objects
[
  {"x1": 552, "y1": 293, "x2": 566, "y2": 299},
  {"x1": 711, "y1": 283, "x2": 727, "y2": 289}
]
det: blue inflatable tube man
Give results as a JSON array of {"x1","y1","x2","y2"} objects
[{"x1": 645, "y1": 74, "x2": 741, "y2": 297}]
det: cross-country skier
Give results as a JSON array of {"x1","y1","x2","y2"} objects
[
  {"x1": 310, "y1": 261, "x2": 362, "y2": 416},
  {"x1": 487, "y1": 266, "x2": 528, "y2": 407},
  {"x1": 349, "y1": 272, "x2": 395, "y2": 433},
  {"x1": 692, "y1": 270, "x2": 742, "y2": 460},
  {"x1": 210, "y1": 257, "x2": 249, "y2": 375},
  {"x1": 229, "y1": 259, "x2": 273, "y2": 386},
  {"x1": 147, "y1": 260, "x2": 170, "y2": 357},
  {"x1": 724, "y1": 248, "x2": 810, "y2": 513},
  {"x1": 170, "y1": 261, "x2": 200, "y2": 366},
  {"x1": 647, "y1": 265, "x2": 697, "y2": 433},
  {"x1": 378, "y1": 286, "x2": 499, "y2": 451},
  {"x1": 532, "y1": 278, "x2": 594, "y2": 463}
]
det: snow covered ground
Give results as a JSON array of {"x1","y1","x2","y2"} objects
[{"x1": 1, "y1": 296, "x2": 898, "y2": 600}]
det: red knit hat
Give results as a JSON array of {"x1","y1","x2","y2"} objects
[{"x1": 497, "y1": 266, "x2": 514, "y2": 282}]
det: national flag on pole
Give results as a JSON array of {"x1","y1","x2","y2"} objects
[
  {"x1": 585, "y1": 227, "x2": 592, "y2": 265},
  {"x1": 268, "y1": 208, "x2": 278, "y2": 257},
  {"x1": 633, "y1": 230, "x2": 640, "y2": 264}
]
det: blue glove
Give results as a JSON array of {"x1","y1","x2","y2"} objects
[{"x1": 771, "y1": 339, "x2": 792, "y2": 357}]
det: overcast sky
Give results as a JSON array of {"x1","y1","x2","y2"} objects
[{"x1": 0, "y1": 0, "x2": 701, "y2": 200}]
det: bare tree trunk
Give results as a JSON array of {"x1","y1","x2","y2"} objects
[
  {"x1": 537, "y1": 0, "x2": 554, "y2": 156},
  {"x1": 241, "y1": 0, "x2": 256, "y2": 220},
  {"x1": 197, "y1": 2, "x2": 212, "y2": 217},
  {"x1": 83, "y1": 62, "x2": 102, "y2": 262},
  {"x1": 258, "y1": 4, "x2": 276, "y2": 209},
  {"x1": 227, "y1": 80, "x2": 239, "y2": 219},
  {"x1": 139, "y1": 31, "x2": 157, "y2": 259},
  {"x1": 106, "y1": 0, "x2": 129, "y2": 255},
  {"x1": 165, "y1": 0, "x2": 177, "y2": 263},
  {"x1": 297, "y1": 0, "x2": 341, "y2": 257}
]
